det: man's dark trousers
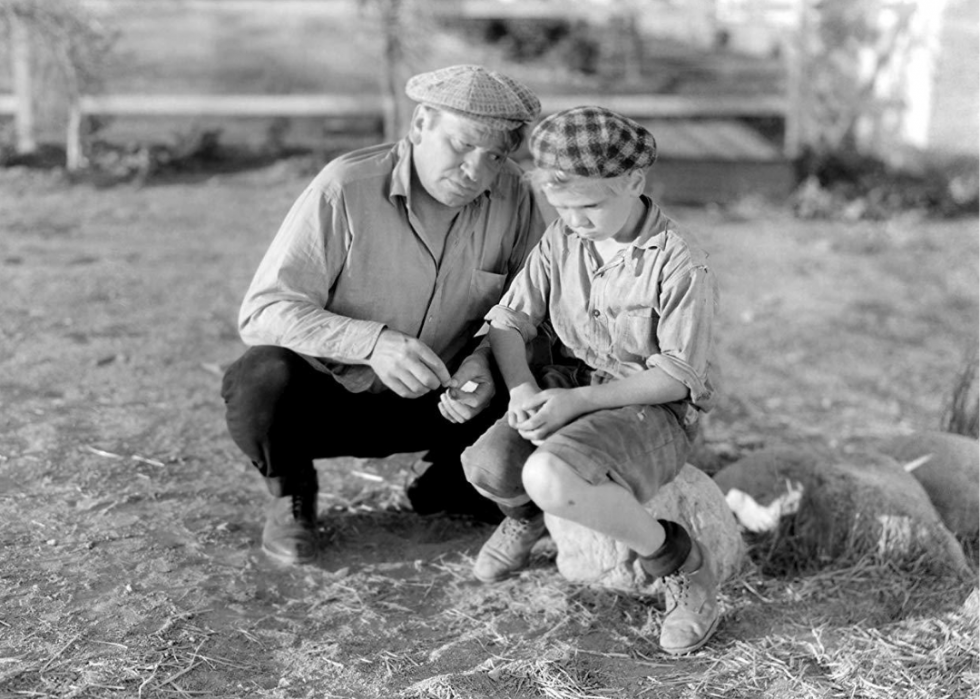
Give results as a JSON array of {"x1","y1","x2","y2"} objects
[{"x1": 221, "y1": 345, "x2": 505, "y2": 521}]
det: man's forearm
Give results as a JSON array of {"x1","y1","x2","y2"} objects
[{"x1": 240, "y1": 298, "x2": 386, "y2": 362}]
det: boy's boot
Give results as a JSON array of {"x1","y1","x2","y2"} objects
[
  {"x1": 262, "y1": 490, "x2": 318, "y2": 565},
  {"x1": 473, "y1": 514, "x2": 546, "y2": 583},
  {"x1": 658, "y1": 539, "x2": 720, "y2": 654}
]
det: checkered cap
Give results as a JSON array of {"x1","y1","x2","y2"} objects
[
  {"x1": 530, "y1": 106, "x2": 657, "y2": 178},
  {"x1": 405, "y1": 64, "x2": 541, "y2": 130}
]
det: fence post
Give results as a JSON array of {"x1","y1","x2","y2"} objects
[
  {"x1": 10, "y1": 10, "x2": 37, "y2": 155},
  {"x1": 782, "y1": 1, "x2": 808, "y2": 160},
  {"x1": 65, "y1": 97, "x2": 86, "y2": 171}
]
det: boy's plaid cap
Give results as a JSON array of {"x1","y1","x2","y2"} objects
[
  {"x1": 405, "y1": 64, "x2": 541, "y2": 130},
  {"x1": 530, "y1": 106, "x2": 657, "y2": 178}
]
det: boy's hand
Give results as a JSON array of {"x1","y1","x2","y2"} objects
[
  {"x1": 438, "y1": 353, "x2": 495, "y2": 424},
  {"x1": 512, "y1": 388, "x2": 588, "y2": 445},
  {"x1": 507, "y1": 381, "x2": 542, "y2": 429},
  {"x1": 369, "y1": 329, "x2": 451, "y2": 398}
]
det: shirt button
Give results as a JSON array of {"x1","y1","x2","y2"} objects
[{"x1": 591, "y1": 310, "x2": 600, "y2": 318}]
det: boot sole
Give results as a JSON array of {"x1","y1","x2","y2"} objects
[
  {"x1": 473, "y1": 567, "x2": 519, "y2": 584},
  {"x1": 660, "y1": 613, "x2": 721, "y2": 656},
  {"x1": 261, "y1": 541, "x2": 316, "y2": 566}
]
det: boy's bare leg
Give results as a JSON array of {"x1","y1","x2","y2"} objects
[
  {"x1": 522, "y1": 452, "x2": 719, "y2": 654},
  {"x1": 521, "y1": 451, "x2": 666, "y2": 554}
]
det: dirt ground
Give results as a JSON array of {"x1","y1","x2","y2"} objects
[{"x1": 0, "y1": 162, "x2": 977, "y2": 698}]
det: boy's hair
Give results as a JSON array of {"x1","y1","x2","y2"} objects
[
  {"x1": 526, "y1": 166, "x2": 645, "y2": 196},
  {"x1": 418, "y1": 104, "x2": 527, "y2": 155}
]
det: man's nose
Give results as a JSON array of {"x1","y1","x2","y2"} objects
[{"x1": 460, "y1": 153, "x2": 488, "y2": 183}]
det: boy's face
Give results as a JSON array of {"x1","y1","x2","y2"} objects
[
  {"x1": 411, "y1": 108, "x2": 510, "y2": 208},
  {"x1": 543, "y1": 176, "x2": 644, "y2": 244}
]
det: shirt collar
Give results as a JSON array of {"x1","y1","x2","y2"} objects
[
  {"x1": 388, "y1": 138, "x2": 413, "y2": 202},
  {"x1": 630, "y1": 196, "x2": 671, "y2": 250}
]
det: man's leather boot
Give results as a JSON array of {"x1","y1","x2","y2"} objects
[{"x1": 262, "y1": 491, "x2": 318, "y2": 565}]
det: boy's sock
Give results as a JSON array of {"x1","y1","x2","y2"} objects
[{"x1": 638, "y1": 520, "x2": 692, "y2": 578}]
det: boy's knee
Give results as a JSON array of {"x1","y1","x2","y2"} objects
[
  {"x1": 461, "y1": 421, "x2": 537, "y2": 505},
  {"x1": 522, "y1": 452, "x2": 573, "y2": 512},
  {"x1": 461, "y1": 443, "x2": 523, "y2": 505}
]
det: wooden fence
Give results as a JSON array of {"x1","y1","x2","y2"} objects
[
  {"x1": 0, "y1": 5, "x2": 795, "y2": 170},
  {"x1": 0, "y1": 90, "x2": 792, "y2": 170}
]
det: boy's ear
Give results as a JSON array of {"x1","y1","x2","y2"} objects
[
  {"x1": 408, "y1": 105, "x2": 427, "y2": 145},
  {"x1": 627, "y1": 169, "x2": 647, "y2": 196}
]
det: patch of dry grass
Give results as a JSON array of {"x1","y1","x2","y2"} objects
[
  {"x1": 400, "y1": 644, "x2": 616, "y2": 699},
  {"x1": 654, "y1": 561, "x2": 979, "y2": 699}
]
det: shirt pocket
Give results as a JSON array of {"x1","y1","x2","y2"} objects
[
  {"x1": 613, "y1": 308, "x2": 659, "y2": 360},
  {"x1": 468, "y1": 270, "x2": 507, "y2": 321}
]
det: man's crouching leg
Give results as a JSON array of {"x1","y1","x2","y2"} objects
[{"x1": 222, "y1": 346, "x2": 320, "y2": 566}]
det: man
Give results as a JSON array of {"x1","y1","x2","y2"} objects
[{"x1": 221, "y1": 65, "x2": 546, "y2": 565}]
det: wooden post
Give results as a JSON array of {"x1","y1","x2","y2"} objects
[
  {"x1": 10, "y1": 10, "x2": 37, "y2": 155},
  {"x1": 378, "y1": 0, "x2": 411, "y2": 143},
  {"x1": 65, "y1": 97, "x2": 86, "y2": 171},
  {"x1": 782, "y1": 0, "x2": 809, "y2": 159}
]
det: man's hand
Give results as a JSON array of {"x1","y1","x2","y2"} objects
[
  {"x1": 438, "y1": 352, "x2": 495, "y2": 423},
  {"x1": 512, "y1": 387, "x2": 589, "y2": 445},
  {"x1": 368, "y1": 329, "x2": 451, "y2": 398}
]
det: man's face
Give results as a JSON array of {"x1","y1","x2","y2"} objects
[
  {"x1": 543, "y1": 177, "x2": 643, "y2": 244},
  {"x1": 411, "y1": 109, "x2": 510, "y2": 208}
]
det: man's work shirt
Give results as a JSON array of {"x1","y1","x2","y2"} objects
[
  {"x1": 239, "y1": 138, "x2": 546, "y2": 393},
  {"x1": 486, "y1": 196, "x2": 719, "y2": 412}
]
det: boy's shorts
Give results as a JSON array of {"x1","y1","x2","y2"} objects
[{"x1": 461, "y1": 362, "x2": 694, "y2": 507}]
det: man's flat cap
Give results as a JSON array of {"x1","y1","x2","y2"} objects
[
  {"x1": 405, "y1": 64, "x2": 541, "y2": 130},
  {"x1": 530, "y1": 106, "x2": 657, "y2": 178}
]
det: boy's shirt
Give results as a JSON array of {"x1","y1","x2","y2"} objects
[{"x1": 486, "y1": 196, "x2": 718, "y2": 412}]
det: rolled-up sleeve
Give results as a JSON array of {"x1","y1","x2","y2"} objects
[
  {"x1": 238, "y1": 185, "x2": 386, "y2": 361},
  {"x1": 486, "y1": 228, "x2": 555, "y2": 344},
  {"x1": 486, "y1": 305, "x2": 537, "y2": 343},
  {"x1": 647, "y1": 262, "x2": 717, "y2": 408}
]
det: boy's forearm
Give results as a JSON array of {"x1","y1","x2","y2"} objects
[
  {"x1": 488, "y1": 325, "x2": 536, "y2": 390},
  {"x1": 576, "y1": 367, "x2": 689, "y2": 412}
]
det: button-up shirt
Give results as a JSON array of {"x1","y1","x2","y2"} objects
[
  {"x1": 486, "y1": 197, "x2": 718, "y2": 411},
  {"x1": 239, "y1": 138, "x2": 546, "y2": 392}
]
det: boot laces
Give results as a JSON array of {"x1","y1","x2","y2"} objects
[
  {"x1": 291, "y1": 493, "x2": 314, "y2": 522},
  {"x1": 663, "y1": 568, "x2": 692, "y2": 608},
  {"x1": 495, "y1": 516, "x2": 539, "y2": 544},
  {"x1": 502, "y1": 518, "x2": 531, "y2": 539}
]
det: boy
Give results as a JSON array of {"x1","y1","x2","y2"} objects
[{"x1": 458, "y1": 106, "x2": 721, "y2": 654}]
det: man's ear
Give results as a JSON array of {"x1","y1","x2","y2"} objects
[{"x1": 408, "y1": 105, "x2": 427, "y2": 145}]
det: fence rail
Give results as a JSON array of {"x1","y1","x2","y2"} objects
[
  {"x1": 0, "y1": 91, "x2": 791, "y2": 168},
  {"x1": 78, "y1": 93, "x2": 384, "y2": 117},
  {"x1": 72, "y1": 93, "x2": 787, "y2": 119}
]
